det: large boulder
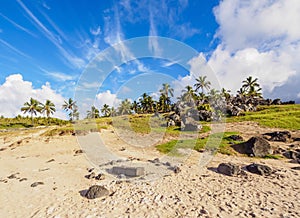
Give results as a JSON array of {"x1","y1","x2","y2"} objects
[
  {"x1": 246, "y1": 163, "x2": 272, "y2": 176},
  {"x1": 85, "y1": 185, "x2": 109, "y2": 199},
  {"x1": 233, "y1": 136, "x2": 272, "y2": 157},
  {"x1": 217, "y1": 163, "x2": 241, "y2": 176}
]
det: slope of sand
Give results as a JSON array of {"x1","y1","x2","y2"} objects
[{"x1": 0, "y1": 123, "x2": 299, "y2": 217}]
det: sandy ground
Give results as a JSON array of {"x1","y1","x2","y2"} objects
[{"x1": 0, "y1": 122, "x2": 299, "y2": 218}]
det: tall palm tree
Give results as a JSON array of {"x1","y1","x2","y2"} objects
[
  {"x1": 131, "y1": 101, "x2": 140, "y2": 114},
  {"x1": 118, "y1": 99, "x2": 132, "y2": 115},
  {"x1": 62, "y1": 98, "x2": 77, "y2": 121},
  {"x1": 194, "y1": 75, "x2": 211, "y2": 94},
  {"x1": 41, "y1": 100, "x2": 56, "y2": 118},
  {"x1": 101, "y1": 104, "x2": 111, "y2": 117},
  {"x1": 181, "y1": 85, "x2": 197, "y2": 104},
  {"x1": 242, "y1": 76, "x2": 261, "y2": 97},
  {"x1": 21, "y1": 98, "x2": 42, "y2": 125},
  {"x1": 87, "y1": 106, "x2": 100, "y2": 119},
  {"x1": 159, "y1": 83, "x2": 174, "y2": 98},
  {"x1": 159, "y1": 84, "x2": 174, "y2": 113},
  {"x1": 139, "y1": 93, "x2": 155, "y2": 113}
]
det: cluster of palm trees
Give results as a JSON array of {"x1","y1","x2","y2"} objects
[
  {"x1": 21, "y1": 97, "x2": 79, "y2": 123},
  {"x1": 21, "y1": 98, "x2": 56, "y2": 124},
  {"x1": 20, "y1": 76, "x2": 262, "y2": 121}
]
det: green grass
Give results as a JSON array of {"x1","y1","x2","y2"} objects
[
  {"x1": 263, "y1": 154, "x2": 282, "y2": 159},
  {"x1": 226, "y1": 104, "x2": 300, "y2": 130},
  {"x1": 0, "y1": 116, "x2": 69, "y2": 129},
  {"x1": 156, "y1": 131, "x2": 242, "y2": 156}
]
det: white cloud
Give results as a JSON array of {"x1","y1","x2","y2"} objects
[
  {"x1": 95, "y1": 90, "x2": 121, "y2": 109},
  {"x1": 0, "y1": 74, "x2": 66, "y2": 119},
  {"x1": 207, "y1": 0, "x2": 300, "y2": 98},
  {"x1": 208, "y1": 46, "x2": 296, "y2": 93},
  {"x1": 214, "y1": 0, "x2": 300, "y2": 51}
]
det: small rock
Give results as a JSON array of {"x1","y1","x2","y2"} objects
[
  {"x1": 119, "y1": 147, "x2": 126, "y2": 151},
  {"x1": 19, "y1": 178, "x2": 27, "y2": 182},
  {"x1": 7, "y1": 173, "x2": 19, "y2": 179},
  {"x1": 282, "y1": 150, "x2": 300, "y2": 160},
  {"x1": 46, "y1": 159, "x2": 55, "y2": 163},
  {"x1": 85, "y1": 185, "x2": 109, "y2": 199},
  {"x1": 173, "y1": 166, "x2": 181, "y2": 174},
  {"x1": 74, "y1": 149, "x2": 84, "y2": 155},
  {"x1": 31, "y1": 182, "x2": 44, "y2": 187},
  {"x1": 88, "y1": 168, "x2": 94, "y2": 173},
  {"x1": 246, "y1": 163, "x2": 272, "y2": 176},
  {"x1": 95, "y1": 173, "x2": 105, "y2": 180},
  {"x1": 85, "y1": 172, "x2": 95, "y2": 179},
  {"x1": 217, "y1": 163, "x2": 241, "y2": 176}
]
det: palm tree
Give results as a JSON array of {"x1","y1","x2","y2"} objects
[
  {"x1": 131, "y1": 101, "x2": 140, "y2": 114},
  {"x1": 159, "y1": 84, "x2": 174, "y2": 113},
  {"x1": 181, "y1": 85, "x2": 197, "y2": 104},
  {"x1": 242, "y1": 76, "x2": 262, "y2": 97},
  {"x1": 194, "y1": 75, "x2": 211, "y2": 94},
  {"x1": 101, "y1": 104, "x2": 111, "y2": 117},
  {"x1": 21, "y1": 98, "x2": 42, "y2": 125},
  {"x1": 237, "y1": 87, "x2": 247, "y2": 97},
  {"x1": 139, "y1": 93, "x2": 155, "y2": 113},
  {"x1": 159, "y1": 83, "x2": 174, "y2": 98},
  {"x1": 221, "y1": 88, "x2": 231, "y2": 101},
  {"x1": 118, "y1": 99, "x2": 132, "y2": 115},
  {"x1": 62, "y1": 98, "x2": 77, "y2": 121},
  {"x1": 41, "y1": 100, "x2": 56, "y2": 118},
  {"x1": 87, "y1": 106, "x2": 100, "y2": 119}
]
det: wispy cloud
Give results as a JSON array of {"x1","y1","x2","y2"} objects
[
  {"x1": 17, "y1": 0, "x2": 85, "y2": 69},
  {"x1": 90, "y1": 26, "x2": 101, "y2": 36},
  {"x1": 0, "y1": 13, "x2": 37, "y2": 37},
  {"x1": 0, "y1": 38, "x2": 31, "y2": 59},
  {"x1": 47, "y1": 72, "x2": 75, "y2": 81}
]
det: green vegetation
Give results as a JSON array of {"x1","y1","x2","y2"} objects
[
  {"x1": 227, "y1": 104, "x2": 300, "y2": 130},
  {"x1": 263, "y1": 154, "x2": 282, "y2": 159},
  {"x1": 156, "y1": 131, "x2": 242, "y2": 156},
  {"x1": 0, "y1": 116, "x2": 69, "y2": 129}
]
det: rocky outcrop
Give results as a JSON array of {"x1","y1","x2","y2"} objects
[
  {"x1": 232, "y1": 136, "x2": 272, "y2": 157},
  {"x1": 217, "y1": 163, "x2": 241, "y2": 176},
  {"x1": 263, "y1": 131, "x2": 291, "y2": 142},
  {"x1": 246, "y1": 163, "x2": 272, "y2": 176}
]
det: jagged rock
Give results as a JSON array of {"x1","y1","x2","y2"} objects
[
  {"x1": 228, "y1": 135, "x2": 244, "y2": 141},
  {"x1": 246, "y1": 163, "x2": 272, "y2": 176},
  {"x1": 85, "y1": 185, "x2": 109, "y2": 199},
  {"x1": 167, "y1": 119, "x2": 176, "y2": 127},
  {"x1": 85, "y1": 172, "x2": 95, "y2": 179},
  {"x1": 263, "y1": 131, "x2": 291, "y2": 142},
  {"x1": 282, "y1": 150, "x2": 300, "y2": 160},
  {"x1": 232, "y1": 136, "x2": 272, "y2": 157},
  {"x1": 95, "y1": 173, "x2": 105, "y2": 180},
  {"x1": 172, "y1": 166, "x2": 181, "y2": 174},
  {"x1": 217, "y1": 163, "x2": 241, "y2": 176},
  {"x1": 182, "y1": 117, "x2": 202, "y2": 131},
  {"x1": 199, "y1": 110, "x2": 212, "y2": 121},
  {"x1": 271, "y1": 98, "x2": 282, "y2": 105}
]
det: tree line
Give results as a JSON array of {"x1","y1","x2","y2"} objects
[{"x1": 20, "y1": 75, "x2": 262, "y2": 121}]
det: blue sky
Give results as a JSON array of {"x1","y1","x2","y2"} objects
[{"x1": 0, "y1": 0, "x2": 299, "y2": 118}]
